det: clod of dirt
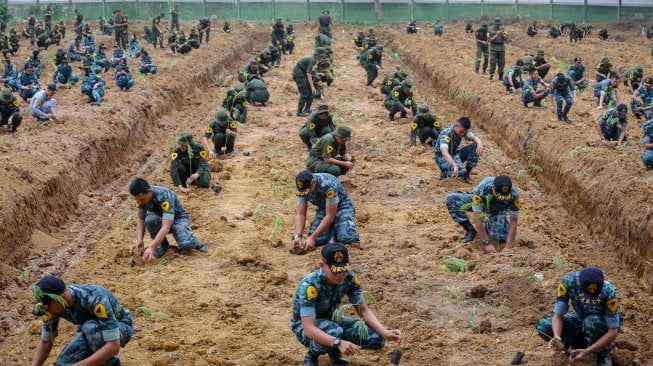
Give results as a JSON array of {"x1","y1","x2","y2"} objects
[
  {"x1": 615, "y1": 339, "x2": 639, "y2": 351},
  {"x1": 163, "y1": 340, "x2": 179, "y2": 351},
  {"x1": 468, "y1": 284, "x2": 488, "y2": 299},
  {"x1": 242, "y1": 209, "x2": 254, "y2": 218},
  {"x1": 217, "y1": 172, "x2": 231, "y2": 180},
  {"x1": 477, "y1": 319, "x2": 492, "y2": 334},
  {"x1": 129, "y1": 259, "x2": 136, "y2": 268},
  {"x1": 262, "y1": 271, "x2": 288, "y2": 285}
]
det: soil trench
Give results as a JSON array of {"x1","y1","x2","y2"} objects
[{"x1": 379, "y1": 26, "x2": 653, "y2": 291}]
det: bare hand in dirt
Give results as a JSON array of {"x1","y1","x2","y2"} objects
[
  {"x1": 131, "y1": 240, "x2": 144, "y2": 254},
  {"x1": 338, "y1": 340, "x2": 360, "y2": 357},
  {"x1": 302, "y1": 236, "x2": 316, "y2": 252},
  {"x1": 311, "y1": 87, "x2": 317, "y2": 95},
  {"x1": 342, "y1": 161, "x2": 354, "y2": 170},
  {"x1": 567, "y1": 348, "x2": 588, "y2": 364},
  {"x1": 142, "y1": 246, "x2": 156, "y2": 263},
  {"x1": 452, "y1": 165, "x2": 459, "y2": 177},
  {"x1": 291, "y1": 237, "x2": 305, "y2": 255},
  {"x1": 484, "y1": 244, "x2": 497, "y2": 254},
  {"x1": 209, "y1": 150, "x2": 216, "y2": 158},
  {"x1": 476, "y1": 144, "x2": 484, "y2": 156},
  {"x1": 178, "y1": 186, "x2": 191, "y2": 195},
  {"x1": 548, "y1": 336, "x2": 565, "y2": 351},
  {"x1": 596, "y1": 105, "x2": 603, "y2": 110},
  {"x1": 384, "y1": 329, "x2": 403, "y2": 344}
]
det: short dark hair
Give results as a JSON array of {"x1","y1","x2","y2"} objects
[
  {"x1": 609, "y1": 71, "x2": 619, "y2": 79},
  {"x1": 458, "y1": 117, "x2": 471, "y2": 129},
  {"x1": 129, "y1": 178, "x2": 151, "y2": 195}
]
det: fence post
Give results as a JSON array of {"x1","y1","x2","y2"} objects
[
  {"x1": 515, "y1": 0, "x2": 518, "y2": 19},
  {"x1": 272, "y1": 0, "x2": 276, "y2": 21},
  {"x1": 307, "y1": 0, "x2": 310, "y2": 22},
  {"x1": 617, "y1": 0, "x2": 621, "y2": 19},
  {"x1": 203, "y1": 0, "x2": 207, "y2": 18},
  {"x1": 237, "y1": 0, "x2": 241, "y2": 20},
  {"x1": 102, "y1": 0, "x2": 106, "y2": 19},
  {"x1": 445, "y1": 0, "x2": 449, "y2": 20},
  {"x1": 481, "y1": 0, "x2": 485, "y2": 17},
  {"x1": 69, "y1": 0, "x2": 73, "y2": 18},
  {"x1": 584, "y1": 0, "x2": 588, "y2": 22},
  {"x1": 550, "y1": 0, "x2": 553, "y2": 21},
  {"x1": 341, "y1": 0, "x2": 345, "y2": 23}
]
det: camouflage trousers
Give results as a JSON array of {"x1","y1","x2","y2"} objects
[
  {"x1": 309, "y1": 205, "x2": 359, "y2": 246},
  {"x1": 299, "y1": 125, "x2": 335, "y2": 148},
  {"x1": 553, "y1": 89, "x2": 573, "y2": 116},
  {"x1": 475, "y1": 46, "x2": 489, "y2": 73},
  {"x1": 445, "y1": 192, "x2": 511, "y2": 242},
  {"x1": 434, "y1": 143, "x2": 479, "y2": 177},
  {"x1": 55, "y1": 316, "x2": 133, "y2": 366},
  {"x1": 294, "y1": 76, "x2": 314, "y2": 112},
  {"x1": 145, "y1": 214, "x2": 203, "y2": 256},
  {"x1": 172, "y1": 164, "x2": 211, "y2": 189},
  {"x1": 535, "y1": 313, "x2": 617, "y2": 356},
  {"x1": 642, "y1": 150, "x2": 653, "y2": 168},
  {"x1": 291, "y1": 317, "x2": 385, "y2": 355},
  {"x1": 630, "y1": 99, "x2": 653, "y2": 119},
  {"x1": 410, "y1": 125, "x2": 439, "y2": 146},
  {"x1": 307, "y1": 156, "x2": 347, "y2": 177},
  {"x1": 384, "y1": 99, "x2": 416, "y2": 116}
]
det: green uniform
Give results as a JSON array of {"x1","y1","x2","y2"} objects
[
  {"x1": 293, "y1": 56, "x2": 316, "y2": 113},
  {"x1": 299, "y1": 112, "x2": 336, "y2": 148},
  {"x1": 488, "y1": 27, "x2": 506, "y2": 80},
  {"x1": 307, "y1": 132, "x2": 347, "y2": 177},
  {"x1": 359, "y1": 47, "x2": 383, "y2": 87},
  {"x1": 475, "y1": 27, "x2": 489, "y2": 73},
  {"x1": 222, "y1": 88, "x2": 248, "y2": 124},
  {"x1": 0, "y1": 91, "x2": 22, "y2": 132},
  {"x1": 205, "y1": 110, "x2": 238, "y2": 155},
  {"x1": 410, "y1": 110, "x2": 441, "y2": 146},
  {"x1": 169, "y1": 142, "x2": 211, "y2": 188},
  {"x1": 384, "y1": 85, "x2": 417, "y2": 119},
  {"x1": 380, "y1": 71, "x2": 406, "y2": 95}
]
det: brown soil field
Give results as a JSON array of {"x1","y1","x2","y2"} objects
[{"x1": 0, "y1": 19, "x2": 652, "y2": 366}]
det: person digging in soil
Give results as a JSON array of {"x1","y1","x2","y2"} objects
[
  {"x1": 129, "y1": 178, "x2": 208, "y2": 263},
  {"x1": 30, "y1": 275, "x2": 133, "y2": 366},
  {"x1": 434, "y1": 116, "x2": 483, "y2": 184},
  {"x1": 170, "y1": 132, "x2": 212, "y2": 195},
  {"x1": 299, "y1": 103, "x2": 336, "y2": 151},
  {"x1": 203, "y1": 108, "x2": 238, "y2": 156},
  {"x1": 0, "y1": 88, "x2": 22, "y2": 133},
  {"x1": 630, "y1": 77, "x2": 653, "y2": 120},
  {"x1": 594, "y1": 72, "x2": 621, "y2": 109},
  {"x1": 292, "y1": 171, "x2": 360, "y2": 254},
  {"x1": 445, "y1": 175, "x2": 520, "y2": 253},
  {"x1": 640, "y1": 117, "x2": 653, "y2": 168},
  {"x1": 291, "y1": 243, "x2": 402, "y2": 366},
  {"x1": 410, "y1": 103, "x2": 442, "y2": 147},
  {"x1": 306, "y1": 125, "x2": 354, "y2": 177},
  {"x1": 596, "y1": 104, "x2": 629, "y2": 146},
  {"x1": 29, "y1": 83, "x2": 57, "y2": 124},
  {"x1": 522, "y1": 69, "x2": 550, "y2": 108},
  {"x1": 535, "y1": 267, "x2": 621, "y2": 366},
  {"x1": 385, "y1": 79, "x2": 417, "y2": 121}
]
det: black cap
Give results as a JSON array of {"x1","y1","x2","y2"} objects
[
  {"x1": 35, "y1": 275, "x2": 66, "y2": 305},
  {"x1": 578, "y1": 267, "x2": 604, "y2": 300},
  {"x1": 322, "y1": 242, "x2": 350, "y2": 273},
  {"x1": 493, "y1": 175, "x2": 513, "y2": 200},
  {"x1": 295, "y1": 170, "x2": 314, "y2": 196}
]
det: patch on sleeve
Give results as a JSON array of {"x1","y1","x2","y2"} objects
[
  {"x1": 306, "y1": 285, "x2": 318, "y2": 301},
  {"x1": 171, "y1": 152, "x2": 178, "y2": 160},
  {"x1": 229, "y1": 121, "x2": 237, "y2": 129},
  {"x1": 367, "y1": 54, "x2": 373, "y2": 60},
  {"x1": 443, "y1": 136, "x2": 451, "y2": 143},
  {"x1": 326, "y1": 188, "x2": 335, "y2": 199},
  {"x1": 43, "y1": 312, "x2": 53, "y2": 321},
  {"x1": 433, "y1": 120, "x2": 441, "y2": 128},
  {"x1": 606, "y1": 298, "x2": 618, "y2": 314},
  {"x1": 93, "y1": 303, "x2": 108, "y2": 319},
  {"x1": 411, "y1": 95, "x2": 416, "y2": 101},
  {"x1": 309, "y1": 123, "x2": 315, "y2": 130},
  {"x1": 12, "y1": 100, "x2": 19, "y2": 107},
  {"x1": 353, "y1": 276, "x2": 360, "y2": 286},
  {"x1": 557, "y1": 283, "x2": 567, "y2": 297},
  {"x1": 326, "y1": 145, "x2": 334, "y2": 154},
  {"x1": 134, "y1": 201, "x2": 140, "y2": 208},
  {"x1": 386, "y1": 80, "x2": 392, "y2": 86},
  {"x1": 602, "y1": 113, "x2": 609, "y2": 120},
  {"x1": 242, "y1": 101, "x2": 249, "y2": 108},
  {"x1": 514, "y1": 198, "x2": 522, "y2": 208},
  {"x1": 393, "y1": 91, "x2": 399, "y2": 97},
  {"x1": 199, "y1": 150, "x2": 207, "y2": 159},
  {"x1": 411, "y1": 123, "x2": 417, "y2": 130},
  {"x1": 472, "y1": 195, "x2": 482, "y2": 204},
  {"x1": 206, "y1": 126, "x2": 213, "y2": 134},
  {"x1": 161, "y1": 201, "x2": 170, "y2": 212},
  {"x1": 36, "y1": 99, "x2": 42, "y2": 105}
]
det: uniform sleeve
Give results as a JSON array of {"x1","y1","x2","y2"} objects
[
  {"x1": 90, "y1": 295, "x2": 121, "y2": 341},
  {"x1": 40, "y1": 314, "x2": 60, "y2": 340},
  {"x1": 465, "y1": 131, "x2": 475, "y2": 140},
  {"x1": 471, "y1": 182, "x2": 486, "y2": 212},
  {"x1": 438, "y1": 132, "x2": 450, "y2": 151},
  {"x1": 296, "y1": 196, "x2": 307, "y2": 205},
  {"x1": 321, "y1": 141, "x2": 335, "y2": 159},
  {"x1": 160, "y1": 190, "x2": 177, "y2": 221},
  {"x1": 346, "y1": 273, "x2": 364, "y2": 305},
  {"x1": 507, "y1": 190, "x2": 521, "y2": 218},
  {"x1": 298, "y1": 280, "x2": 319, "y2": 318},
  {"x1": 602, "y1": 285, "x2": 620, "y2": 329},
  {"x1": 553, "y1": 275, "x2": 573, "y2": 315},
  {"x1": 169, "y1": 152, "x2": 183, "y2": 186}
]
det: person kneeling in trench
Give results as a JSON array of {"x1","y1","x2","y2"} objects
[
  {"x1": 445, "y1": 175, "x2": 521, "y2": 253},
  {"x1": 129, "y1": 178, "x2": 208, "y2": 262},
  {"x1": 291, "y1": 243, "x2": 402, "y2": 366},
  {"x1": 306, "y1": 125, "x2": 354, "y2": 177}
]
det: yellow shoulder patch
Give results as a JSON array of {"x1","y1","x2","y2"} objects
[
  {"x1": 161, "y1": 201, "x2": 170, "y2": 212},
  {"x1": 433, "y1": 120, "x2": 441, "y2": 128},
  {"x1": 602, "y1": 114, "x2": 609, "y2": 120},
  {"x1": 514, "y1": 198, "x2": 523, "y2": 208},
  {"x1": 36, "y1": 99, "x2": 42, "y2": 105},
  {"x1": 326, "y1": 145, "x2": 334, "y2": 154},
  {"x1": 386, "y1": 80, "x2": 392, "y2": 86},
  {"x1": 326, "y1": 188, "x2": 335, "y2": 199},
  {"x1": 353, "y1": 275, "x2": 360, "y2": 286},
  {"x1": 171, "y1": 152, "x2": 178, "y2": 160},
  {"x1": 306, "y1": 285, "x2": 318, "y2": 301},
  {"x1": 12, "y1": 100, "x2": 19, "y2": 107},
  {"x1": 242, "y1": 101, "x2": 249, "y2": 108},
  {"x1": 206, "y1": 126, "x2": 213, "y2": 134},
  {"x1": 557, "y1": 283, "x2": 567, "y2": 297},
  {"x1": 135, "y1": 201, "x2": 140, "y2": 208},
  {"x1": 443, "y1": 136, "x2": 451, "y2": 143},
  {"x1": 199, "y1": 150, "x2": 207, "y2": 159},
  {"x1": 411, "y1": 95, "x2": 416, "y2": 101},
  {"x1": 606, "y1": 298, "x2": 618, "y2": 314},
  {"x1": 229, "y1": 121, "x2": 237, "y2": 129},
  {"x1": 43, "y1": 312, "x2": 53, "y2": 321},
  {"x1": 368, "y1": 54, "x2": 373, "y2": 59},
  {"x1": 472, "y1": 195, "x2": 482, "y2": 204},
  {"x1": 93, "y1": 303, "x2": 108, "y2": 319},
  {"x1": 309, "y1": 123, "x2": 315, "y2": 130},
  {"x1": 411, "y1": 123, "x2": 417, "y2": 130},
  {"x1": 394, "y1": 91, "x2": 399, "y2": 97}
]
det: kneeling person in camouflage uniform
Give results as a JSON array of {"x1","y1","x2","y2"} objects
[
  {"x1": 170, "y1": 132, "x2": 211, "y2": 195},
  {"x1": 129, "y1": 178, "x2": 208, "y2": 262},
  {"x1": 291, "y1": 243, "x2": 402, "y2": 366},
  {"x1": 445, "y1": 175, "x2": 520, "y2": 253},
  {"x1": 434, "y1": 117, "x2": 483, "y2": 183},
  {"x1": 307, "y1": 126, "x2": 354, "y2": 177},
  {"x1": 204, "y1": 108, "x2": 238, "y2": 156},
  {"x1": 30, "y1": 275, "x2": 133, "y2": 366},
  {"x1": 535, "y1": 267, "x2": 620, "y2": 366},
  {"x1": 410, "y1": 103, "x2": 441, "y2": 146},
  {"x1": 291, "y1": 171, "x2": 360, "y2": 253}
]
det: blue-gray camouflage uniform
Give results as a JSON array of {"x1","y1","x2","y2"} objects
[
  {"x1": 594, "y1": 79, "x2": 617, "y2": 107},
  {"x1": 434, "y1": 126, "x2": 479, "y2": 178},
  {"x1": 641, "y1": 118, "x2": 653, "y2": 168},
  {"x1": 291, "y1": 269, "x2": 385, "y2": 355},
  {"x1": 445, "y1": 176, "x2": 521, "y2": 243},
  {"x1": 631, "y1": 83, "x2": 653, "y2": 120},
  {"x1": 297, "y1": 173, "x2": 359, "y2": 246},
  {"x1": 550, "y1": 74, "x2": 574, "y2": 119},
  {"x1": 597, "y1": 108, "x2": 628, "y2": 141},
  {"x1": 41, "y1": 284, "x2": 133, "y2": 365},
  {"x1": 137, "y1": 185, "x2": 204, "y2": 257},
  {"x1": 567, "y1": 63, "x2": 589, "y2": 90},
  {"x1": 535, "y1": 271, "x2": 621, "y2": 357}
]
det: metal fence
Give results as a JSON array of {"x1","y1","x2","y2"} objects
[{"x1": 5, "y1": 0, "x2": 652, "y2": 23}]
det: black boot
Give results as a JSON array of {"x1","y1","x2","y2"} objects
[
  {"x1": 328, "y1": 349, "x2": 349, "y2": 365},
  {"x1": 460, "y1": 221, "x2": 477, "y2": 243},
  {"x1": 303, "y1": 350, "x2": 319, "y2": 366},
  {"x1": 498, "y1": 72, "x2": 503, "y2": 81}
]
